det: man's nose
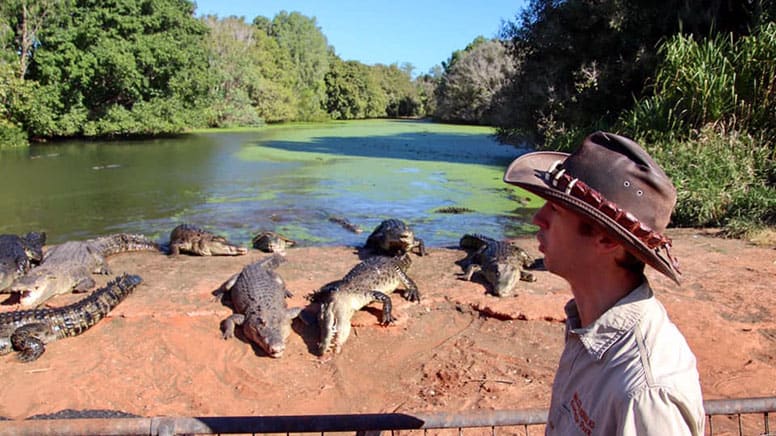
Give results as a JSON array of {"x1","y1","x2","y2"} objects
[{"x1": 532, "y1": 202, "x2": 550, "y2": 228}]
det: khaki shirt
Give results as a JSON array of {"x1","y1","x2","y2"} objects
[{"x1": 546, "y1": 282, "x2": 705, "y2": 435}]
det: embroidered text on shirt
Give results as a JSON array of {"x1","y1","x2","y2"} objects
[{"x1": 571, "y1": 392, "x2": 596, "y2": 435}]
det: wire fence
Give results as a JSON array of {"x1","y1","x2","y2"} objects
[{"x1": 0, "y1": 396, "x2": 773, "y2": 436}]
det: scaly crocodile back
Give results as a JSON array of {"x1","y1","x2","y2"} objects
[
  {"x1": 228, "y1": 254, "x2": 287, "y2": 313},
  {"x1": 310, "y1": 253, "x2": 415, "y2": 301},
  {"x1": 87, "y1": 233, "x2": 160, "y2": 257}
]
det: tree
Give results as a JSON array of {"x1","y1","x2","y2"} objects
[
  {"x1": 263, "y1": 11, "x2": 330, "y2": 120},
  {"x1": 202, "y1": 15, "x2": 264, "y2": 127},
  {"x1": 434, "y1": 38, "x2": 515, "y2": 125},
  {"x1": 0, "y1": 0, "x2": 65, "y2": 79},
  {"x1": 19, "y1": 0, "x2": 211, "y2": 138},
  {"x1": 373, "y1": 63, "x2": 420, "y2": 117},
  {"x1": 497, "y1": 0, "x2": 773, "y2": 147},
  {"x1": 324, "y1": 55, "x2": 386, "y2": 119}
]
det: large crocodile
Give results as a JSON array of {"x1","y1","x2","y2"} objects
[
  {"x1": 169, "y1": 224, "x2": 247, "y2": 256},
  {"x1": 309, "y1": 253, "x2": 420, "y2": 355},
  {"x1": 0, "y1": 232, "x2": 46, "y2": 292},
  {"x1": 365, "y1": 219, "x2": 426, "y2": 256},
  {"x1": 458, "y1": 233, "x2": 536, "y2": 297},
  {"x1": 8, "y1": 233, "x2": 159, "y2": 308},
  {"x1": 0, "y1": 273, "x2": 142, "y2": 362},
  {"x1": 216, "y1": 254, "x2": 302, "y2": 358}
]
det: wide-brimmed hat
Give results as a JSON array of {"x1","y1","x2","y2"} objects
[{"x1": 503, "y1": 131, "x2": 681, "y2": 284}]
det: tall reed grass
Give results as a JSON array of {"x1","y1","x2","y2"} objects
[
  {"x1": 617, "y1": 23, "x2": 775, "y2": 236},
  {"x1": 620, "y1": 23, "x2": 776, "y2": 140}
]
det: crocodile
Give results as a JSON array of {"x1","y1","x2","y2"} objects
[
  {"x1": 0, "y1": 273, "x2": 142, "y2": 362},
  {"x1": 216, "y1": 254, "x2": 302, "y2": 358},
  {"x1": 433, "y1": 206, "x2": 475, "y2": 214},
  {"x1": 0, "y1": 232, "x2": 46, "y2": 292},
  {"x1": 168, "y1": 224, "x2": 247, "y2": 256},
  {"x1": 328, "y1": 215, "x2": 363, "y2": 234},
  {"x1": 8, "y1": 233, "x2": 159, "y2": 308},
  {"x1": 365, "y1": 219, "x2": 426, "y2": 256},
  {"x1": 459, "y1": 233, "x2": 536, "y2": 297},
  {"x1": 252, "y1": 231, "x2": 296, "y2": 253},
  {"x1": 308, "y1": 253, "x2": 420, "y2": 355}
]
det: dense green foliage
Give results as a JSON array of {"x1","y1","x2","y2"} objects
[
  {"x1": 0, "y1": 1, "x2": 424, "y2": 146},
  {"x1": 18, "y1": 0, "x2": 211, "y2": 138},
  {"x1": 493, "y1": 0, "x2": 775, "y2": 235},
  {"x1": 618, "y1": 24, "x2": 776, "y2": 235},
  {"x1": 496, "y1": 0, "x2": 772, "y2": 147},
  {"x1": 1, "y1": 0, "x2": 773, "y2": 235},
  {"x1": 618, "y1": 24, "x2": 776, "y2": 142}
]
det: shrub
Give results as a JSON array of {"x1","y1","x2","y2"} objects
[{"x1": 647, "y1": 127, "x2": 774, "y2": 231}]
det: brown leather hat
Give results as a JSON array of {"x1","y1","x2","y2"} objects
[{"x1": 503, "y1": 131, "x2": 681, "y2": 284}]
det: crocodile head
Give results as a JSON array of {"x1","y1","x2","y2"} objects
[
  {"x1": 21, "y1": 231, "x2": 46, "y2": 263},
  {"x1": 243, "y1": 307, "x2": 302, "y2": 358},
  {"x1": 485, "y1": 262, "x2": 523, "y2": 298},
  {"x1": 10, "y1": 272, "x2": 72, "y2": 307},
  {"x1": 199, "y1": 237, "x2": 248, "y2": 256},
  {"x1": 317, "y1": 298, "x2": 355, "y2": 355},
  {"x1": 252, "y1": 232, "x2": 295, "y2": 254}
]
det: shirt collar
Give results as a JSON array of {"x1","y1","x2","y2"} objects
[{"x1": 564, "y1": 281, "x2": 654, "y2": 360}]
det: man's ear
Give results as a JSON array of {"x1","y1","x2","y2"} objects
[{"x1": 595, "y1": 233, "x2": 621, "y2": 254}]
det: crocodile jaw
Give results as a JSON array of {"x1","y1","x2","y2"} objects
[
  {"x1": 12, "y1": 275, "x2": 65, "y2": 307},
  {"x1": 204, "y1": 242, "x2": 248, "y2": 256},
  {"x1": 243, "y1": 315, "x2": 291, "y2": 358}
]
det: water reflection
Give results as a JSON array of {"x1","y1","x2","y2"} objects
[{"x1": 0, "y1": 120, "x2": 539, "y2": 247}]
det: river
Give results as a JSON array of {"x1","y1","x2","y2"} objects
[{"x1": 0, "y1": 119, "x2": 539, "y2": 248}]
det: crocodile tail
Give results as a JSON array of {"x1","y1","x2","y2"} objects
[
  {"x1": 63, "y1": 273, "x2": 143, "y2": 336},
  {"x1": 90, "y1": 233, "x2": 161, "y2": 256},
  {"x1": 258, "y1": 253, "x2": 287, "y2": 270}
]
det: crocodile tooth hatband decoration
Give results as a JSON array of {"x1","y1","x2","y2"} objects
[{"x1": 544, "y1": 160, "x2": 681, "y2": 273}]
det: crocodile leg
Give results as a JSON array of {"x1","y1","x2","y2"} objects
[
  {"x1": 73, "y1": 276, "x2": 97, "y2": 293},
  {"x1": 463, "y1": 264, "x2": 482, "y2": 281},
  {"x1": 397, "y1": 271, "x2": 421, "y2": 302},
  {"x1": 414, "y1": 238, "x2": 427, "y2": 256},
  {"x1": 371, "y1": 291, "x2": 394, "y2": 325},
  {"x1": 221, "y1": 313, "x2": 245, "y2": 340},
  {"x1": 10, "y1": 323, "x2": 54, "y2": 362}
]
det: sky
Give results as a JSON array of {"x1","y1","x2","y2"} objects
[{"x1": 193, "y1": 0, "x2": 528, "y2": 76}]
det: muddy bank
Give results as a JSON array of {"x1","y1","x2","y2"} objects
[{"x1": 0, "y1": 229, "x2": 773, "y2": 427}]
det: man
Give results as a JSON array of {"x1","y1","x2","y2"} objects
[{"x1": 503, "y1": 132, "x2": 705, "y2": 435}]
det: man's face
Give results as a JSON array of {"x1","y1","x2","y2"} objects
[{"x1": 531, "y1": 201, "x2": 597, "y2": 280}]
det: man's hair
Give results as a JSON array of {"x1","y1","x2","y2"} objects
[{"x1": 578, "y1": 218, "x2": 645, "y2": 275}]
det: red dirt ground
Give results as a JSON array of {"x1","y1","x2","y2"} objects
[{"x1": 0, "y1": 228, "x2": 774, "y2": 434}]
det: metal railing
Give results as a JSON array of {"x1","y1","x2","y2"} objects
[{"x1": 0, "y1": 396, "x2": 773, "y2": 435}]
